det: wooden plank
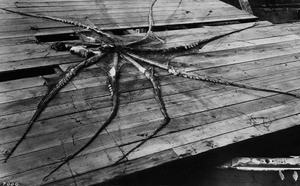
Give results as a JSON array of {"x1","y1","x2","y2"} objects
[
  {"x1": 1, "y1": 68, "x2": 298, "y2": 161},
  {"x1": 172, "y1": 107, "x2": 300, "y2": 159},
  {"x1": 0, "y1": 15, "x2": 256, "y2": 37},
  {"x1": 122, "y1": 100, "x2": 300, "y2": 159},
  {"x1": 0, "y1": 0, "x2": 256, "y2": 37},
  {"x1": 0, "y1": 0, "x2": 237, "y2": 6},
  {"x1": 0, "y1": 85, "x2": 298, "y2": 183},
  {"x1": 0, "y1": 80, "x2": 77, "y2": 104},
  {"x1": 277, "y1": 22, "x2": 300, "y2": 36},
  {"x1": 0, "y1": 22, "x2": 294, "y2": 72},
  {"x1": 1, "y1": 37, "x2": 300, "y2": 108},
  {"x1": 8, "y1": 3, "x2": 239, "y2": 12},
  {"x1": 1, "y1": 72, "x2": 299, "y2": 163},
  {"x1": 220, "y1": 157, "x2": 300, "y2": 171},
  {"x1": 15, "y1": 89, "x2": 299, "y2": 185},
  {"x1": 0, "y1": 0, "x2": 299, "y2": 185},
  {"x1": 0, "y1": 22, "x2": 272, "y2": 54},
  {"x1": 0, "y1": 23, "x2": 300, "y2": 126},
  {"x1": 0, "y1": 60, "x2": 299, "y2": 134},
  {"x1": 0, "y1": 36, "x2": 38, "y2": 47},
  {"x1": 0, "y1": 8, "x2": 248, "y2": 30},
  {"x1": 0, "y1": 22, "x2": 298, "y2": 107},
  {"x1": 0, "y1": 23, "x2": 289, "y2": 77},
  {"x1": 1, "y1": 148, "x2": 178, "y2": 186},
  {"x1": 1, "y1": 42, "x2": 300, "y2": 185}
]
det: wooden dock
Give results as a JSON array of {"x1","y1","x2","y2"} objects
[{"x1": 1, "y1": 0, "x2": 300, "y2": 185}]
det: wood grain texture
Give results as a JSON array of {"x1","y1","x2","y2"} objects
[
  {"x1": 0, "y1": 0, "x2": 256, "y2": 34},
  {"x1": 1, "y1": 0, "x2": 300, "y2": 186}
]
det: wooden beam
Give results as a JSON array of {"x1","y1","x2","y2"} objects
[{"x1": 220, "y1": 157, "x2": 300, "y2": 171}]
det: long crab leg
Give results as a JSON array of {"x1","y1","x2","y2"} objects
[
  {"x1": 126, "y1": 52, "x2": 300, "y2": 99},
  {"x1": 0, "y1": 8, "x2": 117, "y2": 43},
  {"x1": 3, "y1": 53, "x2": 106, "y2": 163},
  {"x1": 126, "y1": 23, "x2": 258, "y2": 53},
  {"x1": 117, "y1": 53, "x2": 170, "y2": 164},
  {"x1": 124, "y1": 0, "x2": 164, "y2": 47},
  {"x1": 43, "y1": 52, "x2": 120, "y2": 181}
]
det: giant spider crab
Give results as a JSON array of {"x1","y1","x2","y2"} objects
[{"x1": 2, "y1": 0, "x2": 300, "y2": 181}]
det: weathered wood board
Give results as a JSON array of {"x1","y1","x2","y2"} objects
[
  {"x1": 0, "y1": 0, "x2": 256, "y2": 73},
  {"x1": 1, "y1": 0, "x2": 300, "y2": 186}
]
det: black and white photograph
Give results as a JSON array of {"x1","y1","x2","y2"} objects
[{"x1": 1, "y1": 0, "x2": 300, "y2": 185}]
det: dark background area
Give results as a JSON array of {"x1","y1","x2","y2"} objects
[{"x1": 224, "y1": 0, "x2": 300, "y2": 23}]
